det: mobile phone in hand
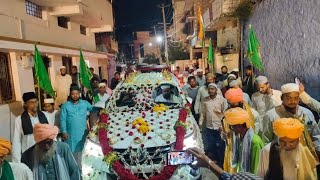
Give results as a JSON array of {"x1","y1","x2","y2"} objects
[{"x1": 166, "y1": 150, "x2": 196, "y2": 165}]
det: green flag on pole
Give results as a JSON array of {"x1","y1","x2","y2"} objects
[
  {"x1": 34, "y1": 45, "x2": 55, "y2": 97},
  {"x1": 247, "y1": 25, "x2": 264, "y2": 71},
  {"x1": 79, "y1": 50, "x2": 92, "y2": 90},
  {"x1": 208, "y1": 38, "x2": 214, "y2": 64},
  {"x1": 79, "y1": 50, "x2": 99, "y2": 102}
]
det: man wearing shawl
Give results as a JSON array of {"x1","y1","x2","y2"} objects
[
  {"x1": 261, "y1": 83, "x2": 320, "y2": 158},
  {"x1": 224, "y1": 108, "x2": 264, "y2": 174},
  {"x1": 0, "y1": 138, "x2": 32, "y2": 180},
  {"x1": 258, "y1": 118, "x2": 317, "y2": 180},
  {"x1": 222, "y1": 88, "x2": 261, "y2": 173},
  {"x1": 12, "y1": 92, "x2": 50, "y2": 162},
  {"x1": 21, "y1": 124, "x2": 80, "y2": 180}
]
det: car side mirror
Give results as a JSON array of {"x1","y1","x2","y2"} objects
[{"x1": 186, "y1": 97, "x2": 192, "y2": 104}]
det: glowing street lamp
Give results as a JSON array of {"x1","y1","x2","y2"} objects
[
  {"x1": 148, "y1": 42, "x2": 153, "y2": 46},
  {"x1": 156, "y1": 36, "x2": 163, "y2": 42}
]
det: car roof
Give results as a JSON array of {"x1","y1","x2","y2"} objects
[{"x1": 123, "y1": 71, "x2": 179, "y2": 87}]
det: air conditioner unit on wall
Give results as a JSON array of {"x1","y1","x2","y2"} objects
[{"x1": 20, "y1": 55, "x2": 34, "y2": 68}]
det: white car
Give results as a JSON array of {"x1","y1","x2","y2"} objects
[{"x1": 82, "y1": 72, "x2": 203, "y2": 180}]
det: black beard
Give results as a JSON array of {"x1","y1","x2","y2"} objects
[
  {"x1": 71, "y1": 97, "x2": 80, "y2": 103},
  {"x1": 163, "y1": 93, "x2": 171, "y2": 99}
]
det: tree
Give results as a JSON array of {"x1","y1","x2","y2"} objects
[
  {"x1": 142, "y1": 53, "x2": 160, "y2": 64},
  {"x1": 167, "y1": 42, "x2": 189, "y2": 64}
]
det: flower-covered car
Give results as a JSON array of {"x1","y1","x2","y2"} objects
[{"x1": 82, "y1": 71, "x2": 204, "y2": 180}]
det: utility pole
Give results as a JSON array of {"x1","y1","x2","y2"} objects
[{"x1": 161, "y1": 4, "x2": 169, "y2": 65}]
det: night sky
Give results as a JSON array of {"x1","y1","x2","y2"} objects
[{"x1": 113, "y1": 0, "x2": 173, "y2": 57}]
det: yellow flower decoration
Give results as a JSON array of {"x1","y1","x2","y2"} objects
[
  {"x1": 162, "y1": 70, "x2": 172, "y2": 81},
  {"x1": 153, "y1": 104, "x2": 169, "y2": 115},
  {"x1": 132, "y1": 117, "x2": 148, "y2": 126},
  {"x1": 103, "y1": 152, "x2": 118, "y2": 166},
  {"x1": 132, "y1": 117, "x2": 151, "y2": 134},
  {"x1": 138, "y1": 125, "x2": 151, "y2": 134}
]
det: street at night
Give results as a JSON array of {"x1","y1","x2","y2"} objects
[{"x1": 0, "y1": 0, "x2": 320, "y2": 180}]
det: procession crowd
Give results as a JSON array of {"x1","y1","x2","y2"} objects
[
  {"x1": 1, "y1": 64, "x2": 320, "y2": 180},
  {"x1": 175, "y1": 65, "x2": 320, "y2": 180}
]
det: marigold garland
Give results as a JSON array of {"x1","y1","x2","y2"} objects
[{"x1": 98, "y1": 107, "x2": 188, "y2": 180}]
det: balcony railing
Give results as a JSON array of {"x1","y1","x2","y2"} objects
[{"x1": 212, "y1": 0, "x2": 240, "y2": 23}]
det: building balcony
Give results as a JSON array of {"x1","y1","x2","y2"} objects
[{"x1": 204, "y1": 0, "x2": 241, "y2": 31}]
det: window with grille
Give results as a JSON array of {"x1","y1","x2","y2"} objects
[
  {"x1": 57, "y1": 16, "x2": 69, "y2": 29},
  {"x1": 80, "y1": 25, "x2": 87, "y2": 35},
  {"x1": 25, "y1": 0, "x2": 42, "y2": 19},
  {"x1": 0, "y1": 53, "x2": 15, "y2": 104}
]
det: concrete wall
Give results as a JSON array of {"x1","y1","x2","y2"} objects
[
  {"x1": 243, "y1": 0, "x2": 320, "y2": 99},
  {"x1": 0, "y1": 0, "x2": 96, "y2": 51}
]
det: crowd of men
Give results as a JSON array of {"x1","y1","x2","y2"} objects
[
  {"x1": 0, "y1": 66, "x2": 122, "y2": 180},
  {"x1": 177, "y1": 65, "x2": 320, "y2": 179},
  {"x1": 1, "y1": 64, "x2": 320, "y2": 179}
]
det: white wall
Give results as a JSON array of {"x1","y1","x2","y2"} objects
[{"x1": 0, "y1": 0, "x2": 96, "y2": 51}]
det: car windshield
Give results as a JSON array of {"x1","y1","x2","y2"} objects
[
  {"x1": 152, "y1": 84, "x2": 182, "y2": 105},
  {"x1": 108, "y1": 84, "x2": 182, "y2": 112}
]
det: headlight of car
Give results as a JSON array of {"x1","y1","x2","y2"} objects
[
  {"x1": 183, "y1": 134, "x2": 197, "y2": 150},
  {"x1": 82, "y1": 140, "x2": 109, "y2": 179}
]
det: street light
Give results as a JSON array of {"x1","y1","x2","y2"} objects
[
  {"x1": 149, "y1": 42, "x2": 153, "y2": 46},
  {"x1": 156, "y1": 36, "x2": 163, "y2": 42}
]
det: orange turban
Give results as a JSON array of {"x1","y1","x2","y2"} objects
[
  {"x1": 225, "y1": 88, "x2": 243, "y2": 103},
  {"x1": 33, "y1": 124, "x2": 59, "y2": 143},
  {"x1": 224, "y1": 107, "x2": 250, "y2": 128},
  {"x1": 0, "y1": 138, "x2": 11, "y2": 156},
  {"x1": 273, "y1": 118, "x2": 304, "y2": 139}
]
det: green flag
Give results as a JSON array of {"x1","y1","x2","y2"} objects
[
  {"x1": 34, "y1": 45, "x2": 55, "y2": 97},
  {"x1": 247, "y1": 25, "x2": 264, "y2": 71},
  {"x1": 79, "y1": 50, "x2": 92, "y2": 90},
  {"x1": 79, "y1": 50, "x2": 99, "y2": 102},
  {"x1": 208, "y1": 38, "x2": 214, "y2": 64}
]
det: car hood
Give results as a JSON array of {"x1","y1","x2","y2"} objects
[{"x1": 91, "y1": 109, "x2": 195, "y2": 149}]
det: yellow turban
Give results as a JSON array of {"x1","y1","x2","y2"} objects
[
  {"x1": 273, "y1": 118, "x2": 304, "y2": 139},
  {"x1": 0, "y1": 138, "x2": 11, "y2": 156},
  {"x1": 224, "y1": 107, "x2": 250, "y2": 128}
]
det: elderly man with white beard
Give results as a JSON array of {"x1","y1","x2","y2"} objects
[
  {"x1": 258, "y1": 118, "x2": 318, "y2": 180},
  {"x1": 21, "y1": 124, "x2": 80, "y2": 180}
]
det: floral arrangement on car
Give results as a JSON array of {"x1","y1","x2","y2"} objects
[{"x1": 97, "y1": 107, "x2": 189, "y2": 180}]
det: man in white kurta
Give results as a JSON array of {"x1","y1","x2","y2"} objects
[
  {"x1": 261, "y1": 83, "x2": 320, "y2": 155},
  {"x1": 54, "y1": 66, "x2": 72, "y2": 109},
  {"x1": 12, "y1": 92, "x2": 51, "y2": 163},
  {"x1": 251, "y1": 76, "x2": 282, "y2": 116},
  {"x1": 258, "y1": 118, "x2": 317, "y2": 180},
  {"x1": 194, "y1": 73, "x2": 222, "y2": 116},
  {"x1": 43, "y1": 98, "x2": 58, "y2": 125}
]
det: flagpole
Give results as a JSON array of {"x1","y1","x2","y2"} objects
[{"x1": 37, "y1": 77, "x2": 41, "y2": 110}]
